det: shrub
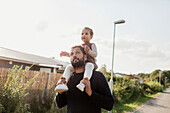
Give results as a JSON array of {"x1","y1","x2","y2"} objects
[
  {"x1": 112, "y1": 77, "x2": 137, "y2": 103},
  {"x1": 146, "y1": 80, "x2": 164, "y2": 92},
  {"x1": 29, "y1": 91, "x2": 67, "y2": 113},
  {"x1": 104, "y1": 74, "x2": 111, "y2": 81},
  {"x1": 0, "y1": 65, "x2": 37, "y2": 113}
]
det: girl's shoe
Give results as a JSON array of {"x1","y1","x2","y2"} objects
[
  {"x1": 76, "y1": 82, "x2": 85, "y2": 92},
  {"x1": 55, "y1": 84, "x2": 68, "y2": 92}
]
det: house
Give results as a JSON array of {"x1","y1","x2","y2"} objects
[
  {"x1": 115, "y1": 72, "x2": 144, "y2": 83},
  {"x1": 0, "y1": 47, "x2": 69, "y2": 73}
]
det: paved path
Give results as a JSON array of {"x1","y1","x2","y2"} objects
[{"x1": 132, "y1": 87, "x2": 170, "y2": 113}]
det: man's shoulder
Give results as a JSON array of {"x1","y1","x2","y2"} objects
[
  {"x1": 93, "y1": 70, "x2": 103, "y2": 74},
  {"x1": 91, "y1": 71, "x2": 107, "y2": 84},
  {"x1": 92, "y1": 71, "x2": 105, "y2": 78}
]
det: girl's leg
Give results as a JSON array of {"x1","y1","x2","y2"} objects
[
  {"x1": 55, "y1": 64, "x2": 73, "y2": 92},
  {"x1": 84, "y1": 62, "x2": 94, "y2": 80},
  {"x1": 76, "y1": 62, "x2": 94, "y2": 92},
  {"x1": 62, "y1": 64, "x2": 74, "y2": 82}
]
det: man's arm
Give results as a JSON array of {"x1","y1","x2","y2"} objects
[
  {"x1": 55, "y1": 77, "x2": 68, "y2": 108},
  {"x1": 81, "y1": 72, "x2": 114, "y2": 111},
  {"x1": 55, "y1": 92, "x2": 67, "y2": 108},
  {"x1": 89, "y1": 88, "x2": 114, "y2": 110}
]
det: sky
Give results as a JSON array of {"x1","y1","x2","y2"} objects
[{"x1": 0, "y1": 0, "x2": 170, "y2": 74}]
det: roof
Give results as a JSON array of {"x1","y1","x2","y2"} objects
[
  {"x1": 115, "y1": 73, "x2": 140, "y2": 79},
  {"x1": 0, "y1": 47, "x2": 69, "y2": 68}
]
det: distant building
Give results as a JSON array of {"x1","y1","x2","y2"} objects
[{"x1": 0, "y1": 47, "x2": 69, "y2": 73}]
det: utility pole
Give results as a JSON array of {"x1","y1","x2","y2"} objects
[{"x1": 159, "y1": 71, "x2": 162, "y2": 91}]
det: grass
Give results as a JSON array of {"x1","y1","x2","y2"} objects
[{"x1": 102, "y1": 92, "x2": 161, "y2": 113}]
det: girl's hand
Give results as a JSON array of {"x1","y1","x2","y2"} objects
[
  {"x1": 60, "y1": 51, "x2": 69, "y2": 57},
  {"x1": 84, "y1": 45, "x2": 90, "y2": 52},
  {"x1": 56, "y1": 77, "x2": 67, "y2": 86}
]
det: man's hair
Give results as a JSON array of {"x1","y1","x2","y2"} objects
[
  {"x1": 83, "y1": 27, "x2": 94, "y2": 36},
  {"x1": 71, "y1": 45, "x2": 86, "y2": 55}
]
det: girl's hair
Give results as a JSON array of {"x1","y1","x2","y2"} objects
[{"x1": 83, "y1": 27, "x2": 93, "y2": 36}]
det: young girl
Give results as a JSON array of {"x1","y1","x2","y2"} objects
[{"x1": 55, "y1": 27, "x2": 98, "y2": 92}]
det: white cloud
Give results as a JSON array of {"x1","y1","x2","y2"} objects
[
  {"x1": 98, "y1": 36, "x2": 169, "y2": 60},
  {"x1": 95, "y1": 35, "x2": 170, "y2": 73},
  {"x1": 0, "y1": 0, "x2": 169, "y2": 74}
]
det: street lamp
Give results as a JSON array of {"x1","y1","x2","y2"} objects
[
  {"x1": 159, "y1": 71, "x2": 162, "y2": 91},
  {"x1": 109, "y1": 19, "x2": 125, "y2": 113},
  {"x1": 165, "y1": 77, "x2": 167, "y2": 88}
]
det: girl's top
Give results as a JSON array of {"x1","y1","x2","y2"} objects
[{"x1": 82, "y1": 43, "x2": 98, "y2": 70}]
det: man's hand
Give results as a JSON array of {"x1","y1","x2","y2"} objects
[
  {"x1": 84, "y1": 45, "x2": 90, "y2": 53},
  {"x1": 56, "y1": 77, "x2": 67, "y2": 94},
  {"x1": 81, "y1": 77, "x2": 92, "y2": 96}
]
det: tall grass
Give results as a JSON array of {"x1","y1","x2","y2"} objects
[{"x1": 0, "y1": 65, "x2": 38, "y2": 113}]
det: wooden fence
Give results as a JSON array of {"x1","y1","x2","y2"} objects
[{"x1": 0, "y1": 68, "x2": 62, "y2": 104}]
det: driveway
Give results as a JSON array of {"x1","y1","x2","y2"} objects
[{"x1": 130, "y1": 87, "x2": 170, "y2": 113}]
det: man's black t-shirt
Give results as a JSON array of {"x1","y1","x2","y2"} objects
[{"x1": 55, "y1": 71, "x2": 114, "y2": 113}]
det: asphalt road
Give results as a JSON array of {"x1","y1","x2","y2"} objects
[{"x1": 131, "y1": 87, "x2": 170, "y2": 113}]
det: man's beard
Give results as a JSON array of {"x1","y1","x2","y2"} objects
[{"x1": 71, "y1": 56, "x2": 85, "y2": 69}]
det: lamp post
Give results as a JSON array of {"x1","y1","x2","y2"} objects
[
  {"x1": 109, "y1": 19, "x2": 125, "y2": 113},
  {"x1": 165, "y1": 77, "x2": 167, "y2": 88},
  {"x1": 159, "y1": 71, "x2": 162, "y2": 91}
]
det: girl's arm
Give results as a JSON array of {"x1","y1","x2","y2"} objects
[
  {"x1": 60, "y1": 51, "x2": 70, "y2": 57},
  {"x1": 85, "y1": 43, "x2": 97, "y2": 58}
]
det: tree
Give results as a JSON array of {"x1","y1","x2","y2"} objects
[
  {"x1": 98, "y1": 64, "x2": 107, "y2": 75},
  {"x1": 98, "y1": 64, "x2": 111, "y2": 81}
]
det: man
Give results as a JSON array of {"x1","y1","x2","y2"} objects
[{"x1": 55, "y1": 45, "x2": 114, "y2": 113}]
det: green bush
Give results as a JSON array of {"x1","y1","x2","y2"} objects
[
  {"x1": 104, "y1": 74, "x2": 111, "y2": 81},
  {"x1": 48, "y1": 98, "x2": 67, "y2": 113},
  {"x1": 112, "y1": 77, "x2": 137, "y2": 103},
  {"x1": 29, "y1": 91, "x2": 67, "y2": 113},
  {"x1": 146, "y1": 80, "x2": 164, "y2": 92},
  {"x1": 0, "y1": 65, "x2": 37, "y2": 113},
  {"x1": 0, "y1": 65, "x2": 68, "y2": 113}
]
